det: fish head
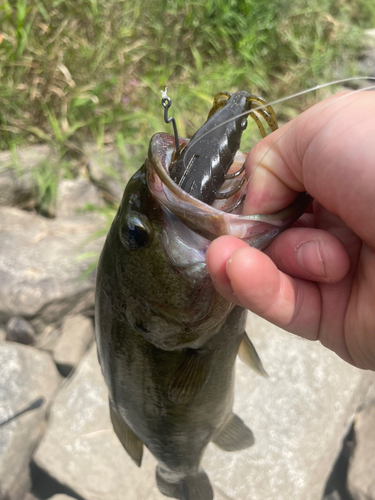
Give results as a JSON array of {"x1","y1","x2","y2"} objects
[
  {"x1": 99, "y1": 132, "x2": 311, "y2": 351},
  {"x1": 148, "y1": 132, "x2": 312, "y2": 248},
  {"x1": 100, "y1": 152, "x2": 232, "y2": 351}
]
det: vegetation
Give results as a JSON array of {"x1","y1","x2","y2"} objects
[{"x1": 0, "y1": 0, "x2": 374, "y2": 170}]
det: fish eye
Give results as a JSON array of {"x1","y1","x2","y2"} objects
[{"x1": 119, "y1": 213, "x2": 153, "y2": 250}]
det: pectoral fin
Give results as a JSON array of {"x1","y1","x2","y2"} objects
[
  {"x1": 238, "y1": 332, "x2": 268, "y2": 377},
  {"x1": 212, "y1": 413, "x2": 254, "y2": 451},
  {"x1": 109, "y1": 401, "x2": 143, "y2": 467},
  {"x1": 168, "y1": 350, "x2": 212, "y2": 404}
]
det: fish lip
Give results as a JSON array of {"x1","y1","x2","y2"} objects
[
  {"x1": 147, "y1": 132, "x2": 312, "y2": 248},
  {"x1": 147, "y1": 132, "x2": 243, "y2": 214}
]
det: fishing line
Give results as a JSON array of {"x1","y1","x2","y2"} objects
[{"x1": 184, "y1": 77, "x2": 375, "y2": 156}]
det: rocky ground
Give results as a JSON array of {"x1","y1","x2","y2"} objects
[{"x1": 1, "y1": 40, "x2": 375, "y2": 500}]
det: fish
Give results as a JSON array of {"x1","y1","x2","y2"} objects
[{"x1": 95, "y1": 91, "x2": 312, "y2": 500}]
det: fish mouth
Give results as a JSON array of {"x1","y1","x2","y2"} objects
[{"x1": 147, "y1": 133, "x2": 312, "y2": 250}]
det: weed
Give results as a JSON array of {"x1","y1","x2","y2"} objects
[{"x1": 0, "y1": 0, "x2": 373, "y2": 173}]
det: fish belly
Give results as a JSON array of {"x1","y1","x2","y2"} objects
[{"x1": 96, "y1": 299, "x2": 243, "y2": 475}]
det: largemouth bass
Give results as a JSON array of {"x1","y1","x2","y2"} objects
[{"x1": 95, "y1": 91, "x2": 311, "y2": 500}]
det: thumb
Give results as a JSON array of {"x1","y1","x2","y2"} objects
[{"x1": 244, "y1": 91, "x2": 375, "y2": 246}]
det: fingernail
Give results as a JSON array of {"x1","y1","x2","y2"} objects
[
  {"x1": 225, "y1": 258, "x2": 233, "y2": 285},
  {"x1": 225, "y1": 258, "x2": 238, "y2": 298},
  {"x1": 296, "y1": 240, "x2": 326, "y2": 278}
]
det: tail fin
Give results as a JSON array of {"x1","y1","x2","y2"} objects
[{"x1": 156, "y1": 466, "x2": 213, "y2": 500}]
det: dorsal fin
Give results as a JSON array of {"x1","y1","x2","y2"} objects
[
  {"x1": 238, "y1": 332, "x2": 268, "y2": 377},
  {"x1": 168, "y1": 350, "x2": 212, "y2": 404},
  {"x1": 109, "y1": 401, "x2": 143, "y2": 467}
]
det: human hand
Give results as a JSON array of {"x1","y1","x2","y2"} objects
[{"x1": 206, "y1": 91, "x2": 375, "y2": 370}]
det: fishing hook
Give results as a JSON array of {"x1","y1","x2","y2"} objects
[{"x1": 161, "y1": 88, "x2": 180, "y2": 158}]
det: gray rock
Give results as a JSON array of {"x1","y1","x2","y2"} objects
[
  {"x1": 24, "y1": 494, "x2": 40, "y2": 500},
  {"x1": 363, "y1": 380, "x2": 375, "y2": 408},
  {"x1": 347, "y1": 404, "x2": 375, "y2": 500},
  {"x1": 0, "y1": 342, "x2": 61, "y2": 500},
  {"x1": 0, "y1": 145, "x2": 57, "y2": 208},
  {"x1": 53, "y1": 315, "x2": 94, "y2": 376},
  {"x1": 357, "y1": 29, "x2": 375, "y2": 82},
  {"x1": 202, "y1": 314, "x2": 375, "y2": 500},
  {"x1": 0, "y1": 328, "x2": 6, "y2": 341},
  {"x1": 0, "y1": 207, "x2": 105, "y2": 336},
  {"x1": 358, "y1": 51, "x2": 375, "y2": 80},
  {"x1": 33, "y1": 344, "x2": 164, "y2": 500},
  {"x1": 6, "y1": 316, "x2": 36, "y2": 345},
  {"x1": 86, "y1": 146, "x2": 133, "y2": 203},
  {"x1": 32, "y1": 315, "x2": 375, "y2": 500},
  {"x1": 55, "y1": 178, "x2": 104, "y2": 218}
]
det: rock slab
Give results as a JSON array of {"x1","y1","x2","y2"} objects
[
  {"x1": 0, "y1": 328, "x2": 6, "y2": 342},
  {"x1": 55, "y1": 178, "x2": 104, "y2": 218},
  {"x1": 86, "y1": 146, "x2": 133, "y2": 203},
  {"x1": 203, "y1": 314, "x2": 375, "y2": 500},
  {"x1": 6, "y1": 316, "x2": 36, "y2": 345},
  {"x1": 53, "y1": 315, "x2": 94, "y2": 376},
  {"x1": 347, "y1": 403, "x2": 375, "y2": 500},
  {"x1": 33, "y1": 344, "x2": 164, "y2": 500},
  {"x1": 33, "y1": 314, "x2": 375, "y2": 500},
  {"x1": 0, "y1": 145, "x2": 57, "y2": 208},
  {"x1": 0, "y1": 342, "x2": 61, "y2": 500},
  {"x1": 0, "y1": 207, "x2": 105, "y2": 335},
  {"x1": 47, "y1": 495, "x2": 78, "y2": 500}
]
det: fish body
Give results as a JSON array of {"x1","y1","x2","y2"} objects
[
  {"x1": 95, "y1": 162, "x2": 247, "y2": 500},
  {"x1": 95, "y1": 93, "x2": 311, "y2": 500}
]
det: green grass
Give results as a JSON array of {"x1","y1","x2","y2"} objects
[{"x1": 0, "y1": 0, "x2": 374, "y2": 173}]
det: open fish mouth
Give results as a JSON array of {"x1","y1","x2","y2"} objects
[{"x1": 147, "y1": 132, "x2": 312, "y2": 250}]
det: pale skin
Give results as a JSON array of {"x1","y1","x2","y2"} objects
[{"x1": 206, "y1": 91, "x2": 375, "y2": 370}]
